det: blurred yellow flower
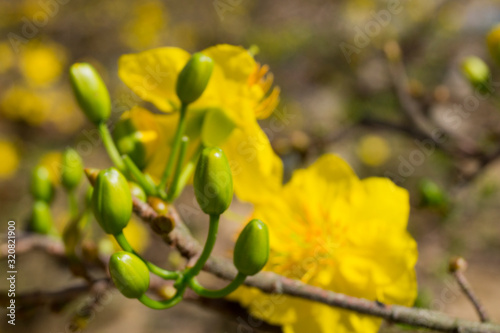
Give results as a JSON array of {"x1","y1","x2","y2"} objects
[
  {"x1": 118, "y1": 45, "x2": 282, "y2": 203},
  {"x1": 20, "y1": 42, "x2": 65, "y2": 87},
  {"x1": 0, "y1": 140, "x2": 20, "y2": 180},
  {"x1": 120, "y1": 0, "x2": 167, "y2": 50},
  {"x1": 39, "y1": 151, "x2": 62, "y2": 185},
  {"x1": 230, "y1": 154, "x2": 418, "y2": 333},
  {"x1": 487, "y1": 24, "x2": 500, "y2": 65},
  {"x1": 0, "y1": 41, "x2": 14, "y2": 73},
  {"x1": 1, "y1": 85, "x2": 49, "y2": 125},
  {"x1": 1, "y1": 84, "x2": 81, "y2": 131},
  {"x1": 356, "y1": 134, "x2": 391, "y2": 167}
]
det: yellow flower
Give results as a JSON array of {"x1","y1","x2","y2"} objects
[
  {"x1": 0, "y1": 84, "x2": 82, "y2": 132},
  {"x1": 20, "y1": 42, "x2": 66, "y2": 87},
  {"x1": 0, "y1": 42, "x2": 14, "y2": 74},
  {"x1": 230, "y1": 154, "x2": 418, "y2": 333},
  {"x1": 1, "y1": 85, "x2": 49, "y2": 125},
  {"x1": 0, "y1": 140, "x2": 20, "y2": 180},
  {"x1": 120, "y1": 0, "x2": 167, "y2": 50},
  {"x1": 118, "y1": 45, "x2": 282, "y2": 203},
  {"x1": 356, "y1": 134, "x2": 391, "y2": 167}
]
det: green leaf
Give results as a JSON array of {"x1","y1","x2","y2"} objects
[{"x1": 201, "y1": 108, "x2": 236, "y2": 147}]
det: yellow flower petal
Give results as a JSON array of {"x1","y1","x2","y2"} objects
[
  {"x1": 222, "y1": 118, "x2": 283, "y2": 204},
  {"x1": 118, "y1": 47, "x2": 190, "y2": 111}
]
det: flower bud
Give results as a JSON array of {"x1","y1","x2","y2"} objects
[
  {"x1": 31, "y1": 200, "x2": 53, "y2": 235},
  {"x1": 418, "y1": 178, "x2": 447, "y2": 207},
  {"x1": 194, "y1": 147, "x2": 233, "y2": 215},
  {"x1": 30, "y1": 165, "x2": 55, "y2": 202},
  {"x1": 69, "y1": 63, "x2": 111, "y2": 124},
  {"x1": 234, "y1": 219, "x2": 269, "y2": 276},
  {"x1": 61, "y1": 148, "x2": 83, "y2": 191},
  {"x1": 487, "y1": 24, "x2": 500, "y2": 65},
  {"x1": 109, "y1": 251, "x2": 150, "y2": 299},
  {"x1": 129, "y1": 181, "x2": 147, "y2": 202},
  {"x1": 92, "y1": 168, "x2": 132, "y2": 235},
  {"x1": 114, "y1": 122, "x2": 147, "y2": 170},
  {"x1": 461, "y1": 56, "x2": 491, "y2": 93},
  {"x1": 449, "y1": 256, "x2": 467, "y2": 273},
  {"x1": 176, "y1": 53, "x2": 214, "y2": 105}
]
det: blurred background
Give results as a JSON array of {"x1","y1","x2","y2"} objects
[{"x1": 2, "y1": 0, "x2": 500, "y2": 331}]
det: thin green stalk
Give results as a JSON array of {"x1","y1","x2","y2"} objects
[
  {"x1": 159, "y1": 103, "x2": 188, "y2": 190},
  {"x1": 169, "y1": 144, "x2": 203, "y2": 201},
  {"x1": 138, "y1": 291, "x2": 184, "y2": 310},
  {"x1": 184, "y1": 214, "x2": 219, "y2": 280},
  {"x1": 97, "y1": 122, "x2": 126, "y2": 173},
  {"x1": 189, "y1": 272, "x2": 246, "y2": 298},
  {"x1": 114, "y1": 232, "x2": 178, "y2": 280},
  {"x1": 122, "y1": 155, "x2": 158, "y2": 197},
  {"x1": 166, "y1": 136, "x2": 189, "y2": 201}
]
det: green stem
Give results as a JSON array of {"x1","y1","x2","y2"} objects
[
  {"x1": 169, "y1": 144, "x2": 203, "y2": 202},
  {"x1": 159, "y1": 103, "x2": 188, "y2": 190},
  {"x1": 184, "y1": 214, "x2": 219, "y2": 280},
  {"x1": 122, "y1": 155, "x2": 158, "y2": 197},
  {"x1": 98, "y1": 122, "x2": 126, "y2": 173},
  {"x1": 68, "y1": 190, "x2": 79, "y2": 221},
  {"x1": 189, "y1": 272, "x2": 246, "y2": 298},
  {"x1": 114, "y1": 232, "x2": 178, "y2": 280},
  {"x1": 166, "y1": 136, "x2": 189, "y2": 201},
  {"x1": 138, "y1": 292, "x2": 184, "y2": 310}
]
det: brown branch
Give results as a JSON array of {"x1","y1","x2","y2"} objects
[
  {"x1": 385, "y1": 51, "x2": 480, "y2": 158},
  {"x1": 449, "y1": 257, "x2": 490, "y2": 323},
  {"x1": 5, "y1": 200, "x2": 500, "y2": 332},
  {"x1": 0, "y1": 234, "x2": 65, "y2": 259},
  {"x1": 0, "y1": 278, "x2": 109, "y2": 310},
  {"x1": 131, "y1": 197, "x2": 500, "y2": 333}
]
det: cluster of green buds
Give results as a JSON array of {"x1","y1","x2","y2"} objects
[
  {"x1": 29, "y1": 164, "x2": 55, "y2": 234},
  {"x1": 69, "y1": 52, "x2": 270, "y2": 309},
  {"x1": 29, "y1": 148, "x2": 85, "y2": 236}
]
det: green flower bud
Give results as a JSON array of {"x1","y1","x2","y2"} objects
[
  {"x1": 113, "y1": 118, "x2": 148, "y2": 170},
  {"x1": 176, "y1": 53, "x2": 214, "y2": 105},
  {"x1": 61, "y1": 148, "x2": 83, "y2": 191},
  {"x1": 461, "y1": 56, "x2": 491, "y2": 93},
  {"x1": 31, "y1": 200, "x2": 53, "y2": 235},
  {"x1": 30, "y1": 165, "x2": 54, "y2": 202},
  {"x1": 418, "y1": 178, "x2": 447, "y2": 207},
  {"x1": 234, "y1": 219, "x2": 270, "y2": 276},
  {"x1": 109, "y1": 251, "x2": 150, "y2": 299},
  {"x1": 92, "y1": 168, "x2": 132, "y2": 235},
  {"x1": 69, "y1": 63, "x2": 111, "y2": 124},
  {"x1": 194, "y1": 147, "x2": 233, "y2": 215},
  {"x1": 129, "y1": 181, "x2": 147, "y2": 202}
]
